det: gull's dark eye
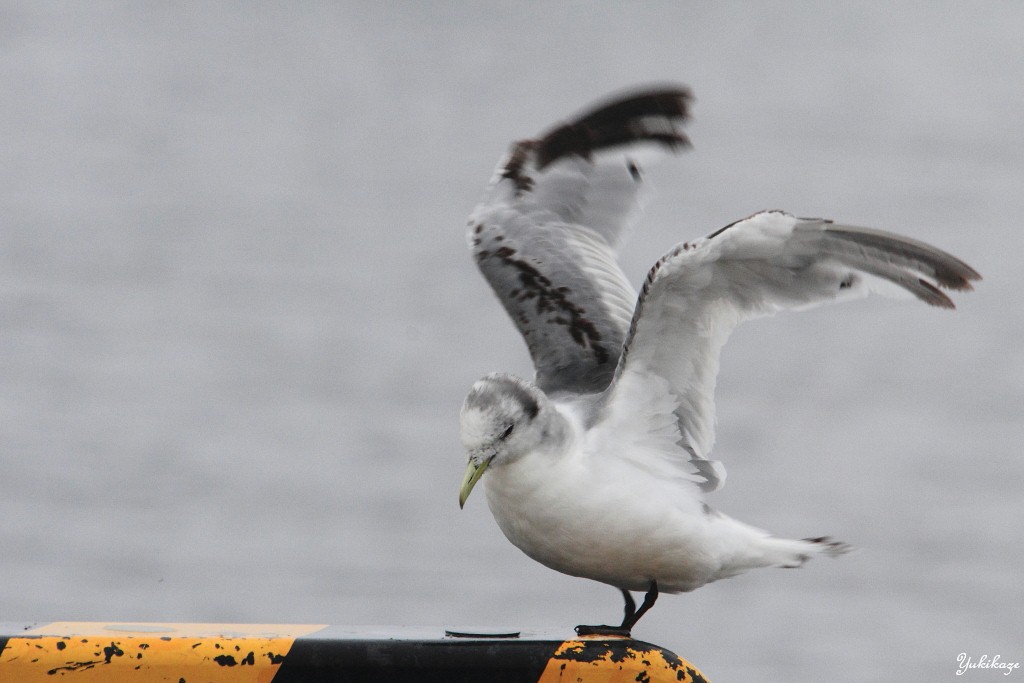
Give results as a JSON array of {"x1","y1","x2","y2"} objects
[{"x1": 500, "y1": 424, "x2": 514, "y2": 440}]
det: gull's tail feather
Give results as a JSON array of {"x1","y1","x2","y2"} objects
[
  {"x1": 706, "y1": 513, "x2": 855, "y2": 580},
  {"x1": 759, "y1": 535, "x2": 856, "y2": 570},
  {"x1": 800, "y1": 536, "x2": 856, "y2": 559}
]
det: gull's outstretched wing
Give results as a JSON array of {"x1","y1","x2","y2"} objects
[
  {"x1": 598, "y1": 210, "x2": 980, "y2": 491},
  {"x1": 468, "y1": 86, "x2": 692, "y2": 395}
]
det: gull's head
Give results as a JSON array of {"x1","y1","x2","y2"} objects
[{"x1": 458, "y1": 373, "x2": 546, "y2": 508}]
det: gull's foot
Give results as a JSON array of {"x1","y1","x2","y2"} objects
[
  {"x1": 574, "y1": 624, "x2": 631, "y2": 637},
  {"x1": 575, "y1": 582, "x2": 659, "y2": 638}
]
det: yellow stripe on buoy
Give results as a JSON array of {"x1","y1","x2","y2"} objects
[
  {"x1": 537, "y1": 636, "x2": 709, "y2": 683},
  {"x1": 0, "y1": 622, "x2": 326, "y2": 682}
]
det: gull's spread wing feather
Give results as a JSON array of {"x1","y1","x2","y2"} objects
[
  {"x1": 599, "y1": 210, "x2": 980, "y2": 490},
  {"x1": 468, "y1": 87, "x2": 692, "y2": 395}
]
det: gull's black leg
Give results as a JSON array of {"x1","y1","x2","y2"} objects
[
  {"x1": 619, "y1": 588, "x2": 636, "y2": 628},
  {"x1": 575, "y1": 585, "x2": 651, "y2": 637},
  {"x1": 623, "y1": 581, "x2": 659, "y2": 631}
]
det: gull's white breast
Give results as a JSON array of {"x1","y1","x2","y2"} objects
[{"x1": 480, "y1": 409, "x2": 735, "y2": 593}]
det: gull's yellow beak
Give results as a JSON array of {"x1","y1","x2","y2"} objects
[{"x1": 458, "y1": 458, "x2": 490, "y2": 509}]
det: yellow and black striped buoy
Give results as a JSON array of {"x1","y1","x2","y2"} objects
[{"x1": 0, "y1": 622, "x2": 709, "y2": 682}]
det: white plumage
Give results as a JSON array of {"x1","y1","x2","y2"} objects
[{"x1": 458, "y1": 86, "x2": 980, "y2": 635}]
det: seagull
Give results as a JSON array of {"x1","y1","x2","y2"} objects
[{"x1": 457, "y1": 85, "x2": 980, "y2": 636}]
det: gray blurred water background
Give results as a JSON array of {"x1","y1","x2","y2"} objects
[{"x1": 1, "y1": 3, "x2": 1021, "y2": 681}]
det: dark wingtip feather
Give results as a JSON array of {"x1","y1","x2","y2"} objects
[
  {"x1": 534, "y1": 85, "x2": 693, "y2": 169},
  {"x1": 824, "y1": 225, "x2": 981, "y2": 294},
  {"x1": 933, "y1": 262, "x2": 982, "y2": 291},
  {"x1": 918, "y1": 278, "x2": 957, "y2": 309}
]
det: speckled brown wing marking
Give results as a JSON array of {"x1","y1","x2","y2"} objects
[{"x1": 468, "y1": 87, "x2": 692, "y2": 395}]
